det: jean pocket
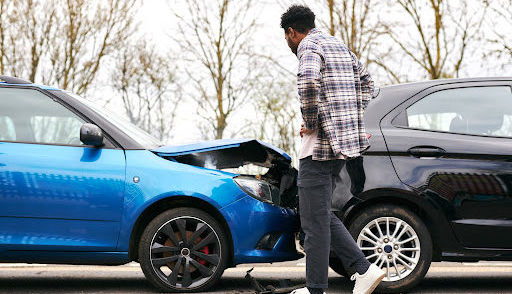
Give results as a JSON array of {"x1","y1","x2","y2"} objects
[{"x1": 298, "y1": 159, "x2": 330, "y2": 187}]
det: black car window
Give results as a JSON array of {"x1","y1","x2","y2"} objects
[
  {"x1": 0, "y1": 87, "x2": 86, "y2": 145},
  {"x1": 403, "y1": 86, "x2": 512, "y2": 138}
]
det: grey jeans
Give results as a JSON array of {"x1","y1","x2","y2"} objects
[{"x1": 297, "y1": 156, "x2": 366, "y2": 289}]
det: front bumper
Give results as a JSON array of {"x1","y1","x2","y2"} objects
[{"x1": 221, "y1": 195, "x2": 303, "y2": 265}]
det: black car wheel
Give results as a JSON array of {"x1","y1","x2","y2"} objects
[
  {"x1": 340, "y1": 205, "x2": 432, "y2": 293},
  {"x1": 139, "y1": 207, "x2": 228, "y2": 292}
]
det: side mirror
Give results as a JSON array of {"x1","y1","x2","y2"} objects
[{"x1": 80, "y1": 123, "x2": 104, "y2": 147}]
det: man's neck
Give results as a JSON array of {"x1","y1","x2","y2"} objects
[{"x1": 298, "y1": 28, "x2": 314, "y2": 42}]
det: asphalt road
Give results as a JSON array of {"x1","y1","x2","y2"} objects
[{"x1": 1, "y1": 260, "x2": 512, "y2": 294}]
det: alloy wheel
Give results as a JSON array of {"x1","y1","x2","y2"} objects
[
  {"x1": 357, "y1": 216, "x2": 421, "y2": 282},
  {"x1": 149, "y1": 216, "x2": 222, "y2": 290}
]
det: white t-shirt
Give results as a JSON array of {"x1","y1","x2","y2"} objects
[{"x1": 299, "y1": 128, "x2": 347, "y2": 160}]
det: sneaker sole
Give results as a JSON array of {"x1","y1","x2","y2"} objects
[{"x1": 364, "y1": 272, "x2": 385, "y2": 294}]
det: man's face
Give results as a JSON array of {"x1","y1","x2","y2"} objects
[{"x1": 284, "y1": 28, "x2": 299, "y2": 55}]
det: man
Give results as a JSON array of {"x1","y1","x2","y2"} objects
[{"x1": 280, "y1": 5, "x2": 385, "y2": 294}]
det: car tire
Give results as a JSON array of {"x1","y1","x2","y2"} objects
[
  {"x1": 348, "y1": 204, "x2": 432, "y2": 293},
  {"x1": 139, "y1": 207, "x2": 229, "y2": 293}
]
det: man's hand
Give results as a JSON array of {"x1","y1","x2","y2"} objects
[{"x1": 300, "y1": 123, "x2": 315, "y2": 138}]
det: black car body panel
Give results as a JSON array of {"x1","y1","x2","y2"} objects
[{"x1": 335, "y1": 77, "x2": 512, "y2": 262}]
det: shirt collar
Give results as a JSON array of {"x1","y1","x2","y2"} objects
[
  {"x1": 308, "y1": 28, "x2": 319, "y2": 35},
  {"x1": 296, "y1": 28, "x2": 320, "y2": 58}
]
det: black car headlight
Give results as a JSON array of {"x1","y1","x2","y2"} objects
[{"x1": 234, "y1": 176, "x2": 279, "y2": 204}]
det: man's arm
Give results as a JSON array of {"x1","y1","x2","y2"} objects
[
  {"x1": 354, "y1": 54, "x2": 375, "y2": 110},
  {"x1": 297, "y1": 42, "x2": 323, "y2": 131}
]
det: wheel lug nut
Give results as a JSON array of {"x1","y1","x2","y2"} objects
[
  {"x1": 383, "y1": 238, "x2": 389, "y2": 243},
  {"x1": 388, "y1": 255, "x2": 392, "y2": 259},
  {"x1": 377, "y1": 248, "x2": 383, "y2": 253},
  {"x1": 394, "y1": 245, "x2": 399, "y2": 250}
]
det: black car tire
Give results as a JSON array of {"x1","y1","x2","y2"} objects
[
  {"x1": 139, "y1": 207, "x2": 229, "y2": 293},
  {"x1": 347, "y1": 204, "x2": 432, "y2": 293}
]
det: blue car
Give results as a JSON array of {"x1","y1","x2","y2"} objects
[{"x1": 0, "y1": 75, "x2": 302, "y2": 292}]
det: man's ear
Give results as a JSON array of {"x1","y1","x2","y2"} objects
[{"x1": 287, "y1": 27, "x2": 295, "y2": 38}]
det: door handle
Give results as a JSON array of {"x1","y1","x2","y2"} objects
[{"x1": 407, "y1": 146, "x2": 446, "y2": 158}]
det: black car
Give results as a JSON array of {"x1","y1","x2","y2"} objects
[{"x1": 328, "y1": 77, "x2": 512, "y2": 293}]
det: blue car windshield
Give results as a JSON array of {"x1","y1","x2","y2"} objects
[{"x1": 67, "y1": 92, "x2": 163, "y2": 149}]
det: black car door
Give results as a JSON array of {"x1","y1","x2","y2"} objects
[{"x1": 380, "y1": 81, "x2": 512, "y2": 249}]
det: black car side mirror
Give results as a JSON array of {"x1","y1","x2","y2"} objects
[{"x1": 80, "y1": 123, "x2": 104, "y2": 147}]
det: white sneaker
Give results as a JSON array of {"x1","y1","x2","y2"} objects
[
  {"x1": 351, "y1": 264, "x2": 386, "y2": 294},
  {"x1": 290, "y1": 287, "x2": 326, "y2": 294}
]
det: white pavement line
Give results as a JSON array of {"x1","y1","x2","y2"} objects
[
  {"x1": 461, "y1": 262, "x2": 512, "y2": 267},
  {"x1": 0, "y1": 264, "x2": 511, "y2": 273},
  {"x1": 427, "y1": 266, "x2": 512, "y2": 273}
]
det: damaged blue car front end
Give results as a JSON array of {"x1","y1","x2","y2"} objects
[{"x1": 152, "y1": 139, "x2": 302, "y2": 265}]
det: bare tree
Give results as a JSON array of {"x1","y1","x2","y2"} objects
[
  {"x1": 0, "y1": 0, "x2": 137, "y2": 96},
  {"x1": 485, "y1": 0, "x2": 512, "y2": 60},
  {"x1": 173, "y1": 0, "x2": 258, "y2": 139},
  {"x1": 323, "y1": 0, "x2": 387, "y2": 66},
  {"x1": 0, "y1": 0, "x2": 56, "y2": 81},
  {"x1": 111, "y1": 40, "x2": 182, "y2": 142},
  {"x1": 252, "y1": 70, "x2": 300, "y2": 160},
  {"x1": 383, "y1": 0, "x2": 486, "y2": 80}
]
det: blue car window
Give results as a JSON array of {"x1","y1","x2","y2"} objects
[
  {"x1": 406, "y1": 86, "x2": 512, "y2": 138},
  {"x1": 0, "y1": 87, "x2": 86, "y2": 145}
]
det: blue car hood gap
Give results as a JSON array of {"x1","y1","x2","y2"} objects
[{"x1": 152, "y1": 139, "x2": 291, "y2": 169}]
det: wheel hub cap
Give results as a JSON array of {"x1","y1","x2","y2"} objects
[
  {"x1": 181, "y1": 248, "x2": 191, "y2": 257},
  {"x1": 357, "y1": 216, "x2": 421, "y2": 282}
]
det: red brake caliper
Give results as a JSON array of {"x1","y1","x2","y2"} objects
[{"x1": 198, "y1": 246, "x2": 209, "y2": 265}]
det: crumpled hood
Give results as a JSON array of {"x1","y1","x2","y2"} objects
[{"x1": 152, "y1": 139, "x2": 291, "y2": 169}]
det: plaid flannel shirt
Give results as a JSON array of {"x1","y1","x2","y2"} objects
[{"x1": 297, "y1": 28, "x2": 375, "y2": 161}]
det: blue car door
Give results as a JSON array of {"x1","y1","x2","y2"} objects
[{"x1": 0, "y1": 87, "x2": 125, "y2": 252}]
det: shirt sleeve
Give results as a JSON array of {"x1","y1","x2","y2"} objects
[
  {"x1": 297, "y1": 42, "x2": 323, "y2": 131},
  {"x1": 355, "y1": 55, "x2": 375, "y2": 110}
]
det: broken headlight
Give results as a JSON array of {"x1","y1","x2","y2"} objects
[{"x1": 234, "y1": 176, "x2": 279, "y2": 204}]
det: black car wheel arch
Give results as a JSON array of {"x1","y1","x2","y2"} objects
[{"x1": 342, "y1": 192, "x2": 453, "y2": 261}]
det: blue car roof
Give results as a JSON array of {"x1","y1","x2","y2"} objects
[{"x1": 152, "y1": 138, "x2": 292, "y2": 161}]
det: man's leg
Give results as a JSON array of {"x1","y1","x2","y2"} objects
[
  {"x1": 329, "y1": 159, "x2": 371, "y2": 276},
  {"x1": 330, "y1": 212, "x2": 370, "y2": 275},
  {"x1": 298, "y1": 157, "x2": 334, "y2": 293}
]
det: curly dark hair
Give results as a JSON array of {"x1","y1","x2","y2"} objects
[{"x1": 280, "y1": 5, "x2": 315, "y2": 33}]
